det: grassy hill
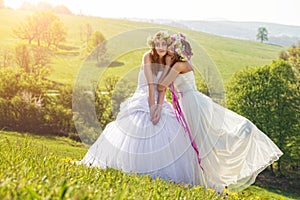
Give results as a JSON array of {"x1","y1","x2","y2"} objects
[
  {"x1": 0, "y1": 9, "x2": 286, "y2": 86},
  {"x1": 1, "y1": 130, "x2": 298, "y2": 200},
  {"x1": 161, "y1": 20, "x2": 300, "y2": 46},
  {"x1": 0, "y1": 9, "x2": 297, "y2": 199}
]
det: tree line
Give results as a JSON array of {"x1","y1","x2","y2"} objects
[
  {"x1": 0, "y1": 0, "x2": 72, "y2": 15},
  {"x1": 0, "y1": 10, "x2": 107, "y2": 143},
  {"x1": 13, "y1": 11, "x2": 66, "y2": 48}
]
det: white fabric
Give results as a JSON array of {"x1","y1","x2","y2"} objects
[
  {"x1": 173, "y1": 71, "x2": 283, "y2": 192},
  {"x1": 78, "y1": 69, "x2": 205, "y2": 186}
]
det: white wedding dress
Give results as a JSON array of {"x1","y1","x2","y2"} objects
[
  {"x1": 78, "y1": 68, "x2": 205, "y2": 186},
  {"x1": 173, "y1": 71, "x2": 283, "y2": 192}
]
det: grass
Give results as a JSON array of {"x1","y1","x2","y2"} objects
[
  {"x1": 0, "y1": 9, "x2": 286, "y2": 87},
  {"x1": 0, "y1": 131, "x2": 299, "y2": 200},
  {"x1": 0, "y1": 131, "x2": 232, "y2": 199},
  {"x1": 0, "y1": 8, "x2": 297, "y2": 199}
]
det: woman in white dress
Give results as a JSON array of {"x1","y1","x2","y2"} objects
[
  {"x1": 77, "y1": 31, "x2": 205, "y2": 186},
  {"x1": 157, "y1": 33, "x2": 283, "y2": 192}
]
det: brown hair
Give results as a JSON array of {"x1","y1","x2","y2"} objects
[
  {"x1": 149, "y1": 48, "x2": 167, "y2": 76},
  {"x1": 168, "y1": 52, "x2": 181, "y2": 68}
]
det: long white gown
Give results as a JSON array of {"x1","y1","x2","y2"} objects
[
  {"x1": 78, "y1": 69, "x2": 205, "y2": 186},
  {"x1": 173, "y1": 71, "x2": 283, "y2": 192}
]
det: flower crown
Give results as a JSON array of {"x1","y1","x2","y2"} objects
[
  {"x1": 170, "y1": 33, "x2": 193, "y2": 61},
  {"x1": 147, "y1": 30, "x2": 172, "y2": 48}
]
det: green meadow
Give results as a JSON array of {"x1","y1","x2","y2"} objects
[
  {"x1": 0, "y1": 9, "x2": 286, "y2": 85},
  {"x1": 0, "y1": 8, "x2": 298, "y2": 199},
  {"x1": 1, "y1": 131, "x2": 298, "y2": 200}
]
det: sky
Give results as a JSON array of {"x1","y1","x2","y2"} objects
[{"x1": 4, "y1": 0, "x2": 300, "y2": 26}]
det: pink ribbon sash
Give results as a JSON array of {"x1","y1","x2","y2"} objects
[{"x1": 170, "y1": 83, "x2": 204, "y2": 172}]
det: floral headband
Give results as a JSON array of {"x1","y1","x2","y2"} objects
[
  {"x1": 170, "y1": 33, "x2": 193, "y2": 61},
  {"x1": 147, "y1": 30, "x2": 172, "y2": 48}
]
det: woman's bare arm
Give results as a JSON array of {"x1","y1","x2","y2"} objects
[
  {"x1": 142, "y1": 52, "x2": 156, "y2": 119},
  {"x1": 157, "y1": 63, "x2": 181, "y2": 92},
  {"x1": 157, "y1": 61, "x2": 193, "y2": 92}
]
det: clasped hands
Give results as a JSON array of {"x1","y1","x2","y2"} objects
[{"x1": 150, "y1": 104, "x2": 162, "y2": 125}]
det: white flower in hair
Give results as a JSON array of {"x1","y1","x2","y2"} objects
[{"x1": 147, "y1": 30, "x2": 172, "y2": 48}]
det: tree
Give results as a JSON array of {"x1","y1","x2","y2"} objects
[
  {"x1": 15, "y1": 44, "x2": 32, "y2": 73},
  {"x1": 31, "y1": 46, "x2": 50, "y2": 67},
  {"x1": 287, "y1": 42, "x2": 300, "y2": 72},
  {"x1": 279, "y1": 42, "x2": 300, "y2": 89},
  {"x1": 0, "y1": 48, "x2": 14, "y2": 68},
  {"x1": 43, "y1": 20, "x2": 67, "y2": 47},
  {"x1": 13, "y1": 15, "x2": 36, "y2": 44},
  {"x1": 13, "y1": 11, "x2": 66, "y2": 48},
  {"x1": 279, "y1": 50, "x2": 289, "y2": 60},
  {"x1": 87, "y1": 31, "x2": 106, "y2": 63},
  {"x1": 15, "y1": 44, "x2": 49, "y2": 73},
  {"x1": 53, "y1": 5, "x2": 72, "y2": 15},
  {"x1": 80, "y1": 23, "x2": 93, "y2": 45},
  {"x1": 87, "y1": 31, "x2": 105, "y2": 52},
  {"x1": 36, "y1": 2, "x2": 53, "y2": 11},
  {"x1": 256, "y1": 27, "x2": 268, "y2": 43},
  {"x1": 226, "y1": 60, "x2": 299, "y2": 175},
  {"x1": 33, "y1": 11, "x2": 58, "y2": 47},
  {"x1": 0, "y1": 63, "x2": 52, "y2": 133}
]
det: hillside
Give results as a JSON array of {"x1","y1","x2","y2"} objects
[
  {"x1": 181, "y1": 20, "x2": 300, "y2": 46},
  {"x1": 0, "y1": 9, "x2": 286, "y2": 86},
  {"x1": 0, "y1": 130, "x2": 298, "y2": 199},
  {"x1": 130, "y1": 18, "x2": 300, "y2": 46},
  {"x1": 0, "y1": 9, "x2": 299, "y2": 199}
]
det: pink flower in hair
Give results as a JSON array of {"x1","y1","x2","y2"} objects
[{"x1": 170, "y1": 33, "x2": 193, "y2": 61}]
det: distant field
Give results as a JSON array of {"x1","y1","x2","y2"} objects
[{"x1": 0, "y1": 9, "x2": 286, "y2": 87}]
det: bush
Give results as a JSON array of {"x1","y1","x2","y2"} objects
[{"x1": 226, "y1": 59, "x2": 300, "y2": 177}]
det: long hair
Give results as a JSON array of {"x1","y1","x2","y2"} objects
[
  {"x1": 168, "y1": 52, "x2": 181, "y2": 68},
  {"x1": 180, "y1": 39, "x2": 193, "y2": 60},
  {"x1": 167, "y1": 38, "x2": 192, "y2": 69},
  {"x1": 147, "y1": 30, "x2": 170, "y2": 76},
  {"x1": 149, "y1": 48, "x2": 167, "y2": 76}
]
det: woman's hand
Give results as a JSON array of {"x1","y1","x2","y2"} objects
[
  {"x1": 149, "y1": 104, "x2": 156, "y2": 121},
  {"x1": 166, "y1": 54, "x2": 176, "y2": 67},
  {"x1": 151, "y1": 104, "x2": 162, "y2": 125},
  {"x1": 157, "y1": 84, "x2": 166, "y2": 92}
]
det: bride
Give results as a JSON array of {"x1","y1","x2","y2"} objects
[
  {"x1": 77, "y1": 31, "x2": 205, "y2": 186},
  {"x1": 158, "y1": 32, "x2": 283, "y2": 192}
]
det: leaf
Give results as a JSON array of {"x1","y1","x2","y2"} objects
[{"x1": 25, "y1": 186, "x2": 41, "y2": 200}]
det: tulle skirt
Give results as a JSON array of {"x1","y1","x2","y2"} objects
[{"x1": 78, "y1": 92, "x2": 205, "y2": 186}]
